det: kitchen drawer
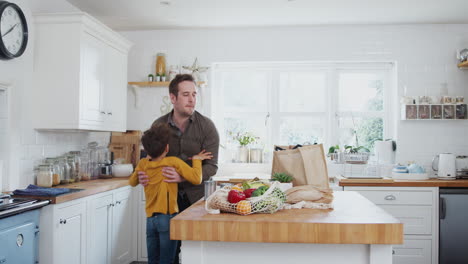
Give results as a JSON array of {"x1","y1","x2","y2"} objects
[
  {"x1": 380, "y1": 205, "x2": 432, "y2": 235},
  {"x1": 353, "y1": 190, "x2": 433, "y2": 205},
  {"x1": 393, "y1": 238, "x2": 431, "y2": 264}
]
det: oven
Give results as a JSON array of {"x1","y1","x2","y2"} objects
[{"x1": 0, "y1": 195, "x2": 49, "y2": 263}]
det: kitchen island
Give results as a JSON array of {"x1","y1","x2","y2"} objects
[{"x1": 170, "y1": 191, "x2": 403, "y2": 264}]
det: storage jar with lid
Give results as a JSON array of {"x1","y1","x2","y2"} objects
[
  {"x1": 69, "y1": 151, "x2": 81, "y2": 182},
  {"x1": 37, "y1": 164, "x2": 53, "y2": 187},
  {"x1": 79, "y1": 149, "x2": 91, "y2": 181},
  {"x1": 87, "y1": 142, "x2": 99, "y2": 180},
  {"x1": 59, "y1": 156, "x2": 71, "y2": 184}
]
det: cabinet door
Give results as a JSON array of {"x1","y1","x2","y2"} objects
[
  {"x1": 112, "y1": 188, "x2": 133, "y2": 263},
  {"x1": 88, "y1": 193, "x2": 113, "y2": 264},
  {"x1": 81, "y1": 32, "x2": 105, "y2": 124},
  {"x1": 55, "y1": 202, "x2": 86, "y2": 264},
  {"x1": 102, "y1": 44, "x2": 128, "y2": 131},
  {"x1": 393, "y1": 238, "x2": 432, "y2": 264},
  {"x1": 138, "y1": 200, "x2": 148, "y2": 261}
]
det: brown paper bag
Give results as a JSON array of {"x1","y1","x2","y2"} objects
[{"x1": 272, "y1": 144, "x2": 329, "y2": 188}]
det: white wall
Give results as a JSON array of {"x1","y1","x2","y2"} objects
[
  {"x1": 121, "y1": 25, "x2": 468, "y2": 171},
  {"x1": 0, "y1": 0, "x2": 109, "y2": 191}
]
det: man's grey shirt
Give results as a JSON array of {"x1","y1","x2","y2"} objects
[{"x1": 153, "y1": 110, "x2": 219, "y2": 203}]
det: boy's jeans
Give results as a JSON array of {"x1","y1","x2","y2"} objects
[{"x1": 146, "y1": 213, "x2": 178, "y2": 264}]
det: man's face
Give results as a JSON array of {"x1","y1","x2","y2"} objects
[{"x1": 170, "y1": 80, "x2": 197, "y2": 117}]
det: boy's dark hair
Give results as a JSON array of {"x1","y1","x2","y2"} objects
[
  {"x1": 141, "y1": 123, "x2": 171, "y2": 158},
  {"x1": 169, "y1": 74, "x2": 195, "y2": 98}
]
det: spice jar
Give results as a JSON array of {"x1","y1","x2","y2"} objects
[
  {"x1": 156, "y1": 53, "x2": 166, "y2": 77},
  {"x1": 37, "y1": 164, "x2": 53, "y2": 187}
]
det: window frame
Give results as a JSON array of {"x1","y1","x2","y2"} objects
[{"x1": 210, "y1": 61, "x2": 395, "y2": 165}]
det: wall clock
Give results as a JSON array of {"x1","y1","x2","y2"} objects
[{"x1": 0, "y1": 1, "x2": 28, "y2": 60}]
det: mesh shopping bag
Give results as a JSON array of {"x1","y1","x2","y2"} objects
[{"x1": 205, "y1": 181, "x2": 286, "y2": 215}]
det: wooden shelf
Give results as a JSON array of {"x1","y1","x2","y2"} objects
[
  {"x1": 128, "y1": 81, "x2": 205, "y2": 87},
  {"x1": 458, "y1": 61, "x2": 468, "y2": 68}
]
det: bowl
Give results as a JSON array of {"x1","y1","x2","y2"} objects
[{"x1": 112, "y1": 164, "x2": 134, "y2": 177}]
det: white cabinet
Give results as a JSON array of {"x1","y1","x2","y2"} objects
[
  {"x1": 39, "y1": 186, "x2": 136, "y2": 264},
  {"x1": 88, "y1": 193, "x2": 113, "y2": 264},
  {"x1": 39, "y1": 199, "x2": 87, "y2": 264},
  {"x1": 87, "y1": 186, "x2": 133, "y2": 264},
  {"x1": 32, "y1": 13, "x2": 132, "y2": 131},
  {"x1": 111, "y1": 187, "x2": 133, "y2": 264},
  {"x1": 343, "y1": 186, "x2": 438, "y2": 264}
]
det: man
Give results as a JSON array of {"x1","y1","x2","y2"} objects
[{"x1": 138, "y1": 74, "x2": 219, "y2": 262}]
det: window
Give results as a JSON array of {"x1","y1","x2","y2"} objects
[{"x1": 211, "y1": 62, "x2": 393, "y2": 164}]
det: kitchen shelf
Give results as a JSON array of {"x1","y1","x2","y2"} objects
[
  {"x1": 128, "y1": 81, "x2": 205, "y2": 87},
  {"x1": 128, "y1": 81, "x2": 206, "y2": 108},
  {"x1": 458, "y1": 61, "x2": 468, "y2": 68}
]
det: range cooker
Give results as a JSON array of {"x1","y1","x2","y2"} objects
[{"x1": 0, "y1": 194, "x2": 49, "y2": 263}]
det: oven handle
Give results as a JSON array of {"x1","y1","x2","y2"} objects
[{"x1": 440, "y1": 197, "x2": 446, "y2": 220}]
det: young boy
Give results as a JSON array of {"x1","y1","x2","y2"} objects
[{"x1": 129, "y1": 123, "x2": 212, "y2": 264}]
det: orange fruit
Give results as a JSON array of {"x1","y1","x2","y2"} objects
[
  {"x1": 231, "y1": 185, "x2": 243, "y2": 192},
  {"x1": 236, "y1": 200, "x2": 252, "y2": 215}
]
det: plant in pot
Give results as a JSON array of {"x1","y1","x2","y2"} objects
[
  {"x1": 148, "y1": 74, "x2": 154, "y2": 82},
  {"x1": 161, "y1": 73, "x2": 166, "y2": 82},
  {"x1": 229, "y1": 131, "x2": 258, "y2": 163},
  {"x1": 343, "y1": 145, "x2": 370, "y2": 164},
  {"x1": 271, "y1": 172, "x2": 294, "y2": 192},
  {"x1": 327, "y1": 145, "x2": 341, "y2": 163}
]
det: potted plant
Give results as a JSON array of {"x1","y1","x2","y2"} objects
[
  {"x1": 343, "y1": 145, "x2": 370, "y2": 164},
  {"x1": 271, "y1": 172, "x2": 294, "y2": 192},
  {"x1": 229, "y1": 131, "x2": 258, "y2": 163},
  {"x1": 161, "y1": 73, "x2": 166, "y2": 82},
  {"x1": 148, "y1": 74, "x2": 154, "y2": 82},
  {"x1": 155, "y1": 74, "x2": 161, "y2": 82}
]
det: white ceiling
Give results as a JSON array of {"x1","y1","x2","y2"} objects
[{"x1": 65, "y1": 0, "x2": 468, "y2": 31}]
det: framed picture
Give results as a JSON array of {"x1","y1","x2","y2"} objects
[
  {"x1": 431, "y1": 105, "x2": 442, "y2": 119},
  {"x1": 456, "y1": 104, "x2": 467, "y2": 119},
  {"x1": 418, "y1": 105, "x2": 430, "y2": 119},
  {"x1": 405, "y1": 105, "x2": 417, "y2": 119},
  {"x1": 443, "y1": 105, "x2": 455, "y2": 119}
]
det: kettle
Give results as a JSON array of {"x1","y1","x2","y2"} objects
[{"x1": 432, "y1": 153, "x2": 457, "y2": 179}]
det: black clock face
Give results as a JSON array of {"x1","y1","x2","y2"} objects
[{"x1": 0, "y1": 1, "x2": 28, "y2": 60}]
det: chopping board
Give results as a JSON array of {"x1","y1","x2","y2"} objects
[{"x1": 338, "y1": 176, "x2": 394, "y2": 184}]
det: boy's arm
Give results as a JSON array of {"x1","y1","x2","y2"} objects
[
  {"x1": 171, "y1": 158, "x2": 203, "y2": 185},
  {"x1": 129, "y1": 159, "x2": 146, "y2": 187}
]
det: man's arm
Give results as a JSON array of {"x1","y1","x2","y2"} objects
[{"x1": 201, "y1": 120, "x2": 219, "y2": 180}]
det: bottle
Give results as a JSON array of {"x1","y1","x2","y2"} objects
[
  {"x1": 156, "y1": 53, "x2": 166, "y2": 77},
  {"x1": 37, "y1": 164, "x2": 53, "y2": 187}
]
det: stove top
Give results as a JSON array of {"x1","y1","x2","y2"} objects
[{"x1": 0, "y1": 195, "x2": 49, "y2": 219}]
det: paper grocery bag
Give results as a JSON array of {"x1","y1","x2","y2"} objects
[{"x1": 272, "y1": 144, "x2": 329, "y2": 188}]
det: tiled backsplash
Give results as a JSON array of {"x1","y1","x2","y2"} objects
[{"x1": 15, "y1": 130, "x2": 110, "y2": 189}]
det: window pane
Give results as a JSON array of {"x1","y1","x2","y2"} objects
[
  {"x1": 338, "y1": 116, "x2": 383, "y2": 151},
  {"x1": 279, "y1": 116, "x2": 324, "y2": 145},
  {"x1": 222, "y1": 72, "x2": 268, "y2": 112},
  {"x1": 338, "y1": 73, "x2": 383, "y2": 112},
  {"x1": 279, "y1": 72, "x2": 326, "y2": 112}
]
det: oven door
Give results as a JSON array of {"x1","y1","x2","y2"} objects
[{"x1": 0, "y1": 210, "x2": 40, "y2": 263}]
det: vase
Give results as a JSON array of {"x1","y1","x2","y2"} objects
[
  {"x1": 249, "y1": 148, "x2": 263, "y2": 163},
  {"x1": 237, "y1": 146, "x2": 249, "y2": 163}
]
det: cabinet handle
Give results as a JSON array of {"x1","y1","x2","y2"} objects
[
  {"x1": 384, "y1": 195, "x2": 396, "y2": 201},
  {"x1": 392, "y1": 250, "x2": 395, "y2": 255},
  {"x1": 116, "y1": 201, "x2": 121, "y2": 205},
  {"x1": 100, "y1": 111, "x2": 106, "y2": 114},
  {"x1": 59, "y1": 219, "x2": 67, "y2": 224},
  {"x1": 107, "y1": 112, "x2": 113, "y2": 115}
]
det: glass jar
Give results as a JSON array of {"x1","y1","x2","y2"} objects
[
  {"x1": 44, "y1": 157, "x2": 61, "y2": 186},
  {"x1": 69, "y1": 151, "x2": 81, "y2": 182},
  {"x1": 87, "y1": 142, "x2": 99, "y2": 180},
  {"x1": 79, "y1": 149, "x2": 91, "y2": 181},
  {"x1": 60, "y1": 156, "x2": 71, "y2": 184},
  {"x1": 67, "y1": 155, "x2": 77, "y2": 183},
  {"x1": 156, "y1": 53, "x2": 166, "y2": 77},
  {"x1": 37, "y1": 164, "x2": 53, "y2": 187}
]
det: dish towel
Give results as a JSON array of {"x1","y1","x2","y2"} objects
[{"x1": 13, "y1": 184, "x2": 70, "y2": 196}]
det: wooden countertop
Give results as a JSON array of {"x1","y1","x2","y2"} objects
[
  {"x1": 170, "y1": 191, "x2": 403, "y2": 244},
  {"x1": 339, "y1": 178, "x2": 468, "y2": 187},
  {"x1": 11, "y1": 177, "x2": 130, "y2": 204}
]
